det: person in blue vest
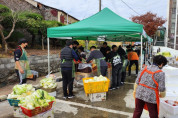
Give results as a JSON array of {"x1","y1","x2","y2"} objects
[
  {"x1": 107, "y1": 45, "x2": 123, "y2": 90},
  {"x1": 60, "y1": 40, "x2": 79, "y2": 99},
  {"x1": 86, "y1": 46, "x2": 108, "y2": 76},
  {"x1": 14, "y1": 38, "x2": 30, "y2": 84}
]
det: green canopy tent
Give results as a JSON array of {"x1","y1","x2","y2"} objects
[{"x1": 47, "y1": 8, "x2": 153, "y2": 73}]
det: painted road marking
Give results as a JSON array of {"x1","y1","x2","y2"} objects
[{"x1": 56, "y1": 99, "x2": 133, "y2": 117}]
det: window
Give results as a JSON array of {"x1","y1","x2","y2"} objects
[
  {"x1": 172, "y1": 14, "x2": 176, "y2": 19},
  {"x1": 172, "y1": 23, "x2": 175, "y2": 28},
  {"x1": 172, "y1": 8, "x2": 176, "y2": 14},
  {"x1": 171, "y1": 29, "x2": 175, "y2": 34}
]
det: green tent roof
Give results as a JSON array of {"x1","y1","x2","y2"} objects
[{"x1": 47, "y1": 8, "x2": 152, "y2": 42}]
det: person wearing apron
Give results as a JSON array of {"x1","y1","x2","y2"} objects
[
  {"x1": 107, "y1": 45, "x2": 123, "y2": 90},
  {"x1": 86, "y1": 46, "x2": 108, "y2": 76},
  {"x1": 117, "y1": 45, "x2": 128, "y2": 85},
  {"x1": 133, "y1": 55, "x2": 168, "y2": 118},
  {"x1": 14, "y1": 38, "x2": 32, "y2": 84},
  {"x1": 60, "y1": 40, "x2": 79, "y2": 99}
]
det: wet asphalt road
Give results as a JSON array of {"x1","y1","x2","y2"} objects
[{"x1": 0, "y1": 74, "x2": 150, "y2": 118}]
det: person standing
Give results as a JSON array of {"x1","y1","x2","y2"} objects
[
  {"x1": 107, "y1": 45, "x2": 123, "y2": 90},
  {"x1": 60, "y1": 40, "x2": 79, "y2": 99},
  {"x1": 100, "y1": 42, "x2": 111, "y2": 58},
  {"x1": 72, "y1": 41, "x2": 79, "y2": 51},
  {"x1": 14, "y1": 38, "x2": 32, "y2": 84},
  {"x1": 78, "y1": 46, "x2": 86, "y2": 60},
  {"x1": 117, "y1": 45, "x2": 128, "y2": 84},
  {"x1": 86, "y1": 46, "x2": 108, "y2": 76},
  {"x1": 73, "y1": 41, "x2": 81, "y2": 63},
  {"x1": 127, "y1": 49, "x2": 139, "y2": 76},
  {"x1": 133, "y1": 55, "x2": 167, "y2": 118}
]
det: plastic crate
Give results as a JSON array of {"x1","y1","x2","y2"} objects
[
  {"x1": 83, "y1": 77, "x2": 110, "y2": 94},
  {"x1": 8, "y1": 99, "x2": 20, "y2": 107},
  {"x1": 20, "y1": 101, "x2": 54, "y2": 117}
]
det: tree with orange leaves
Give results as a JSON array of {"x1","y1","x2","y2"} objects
[{"x1": 131, "y1": 12, "x2": 166, "y2": 36}]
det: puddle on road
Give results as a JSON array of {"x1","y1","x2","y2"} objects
[
  {"x1": 124, "y1": 89, "x2": 149, "y2": 118},
  {"x1": 54, "y1": 102, "x2": 78, "y2": 115},
  {"x1": 124, "y1": 89, "x2": 135, "y2": 109}
]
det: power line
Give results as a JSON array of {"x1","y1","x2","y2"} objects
[
  {"x1": 120, "y1": 0, "x2": 141, "y2": 15},
  {"x1": 82, "y1": 0, "x2": 90, "y2": 19},
  {"x1": 110, "y1": 0, "x2": 120, "y2": 14}
]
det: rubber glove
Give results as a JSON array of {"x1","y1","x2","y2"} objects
[
  {"x1": 159, "y1": 91, "x2": 166, "y2": 98},
  {"x1": 133, "y1": 83, "x2": 138, "y2": 98}
]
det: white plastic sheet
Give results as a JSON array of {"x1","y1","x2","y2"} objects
[{"x1": 78, "y1": 63, "x2": 92, "y2": 70}]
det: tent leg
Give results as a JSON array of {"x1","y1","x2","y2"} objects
[
  {"x1": 141, "y1": 35, "x2": 143, "y2": 70},
  {"x1": 47, "y1": 37, "x2": 50, "y2": 74},
  {"x1": 86, "y1": 37, "x2": 89, "y2": 50}
]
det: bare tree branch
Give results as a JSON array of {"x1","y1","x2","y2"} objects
[
  {"x1": 0, "y1": 27, "x2": 5, "y2": 40},
  {"x1": 4, "y1": 20, "x2": 16, "y2": 40},
  {"x1": 4, "y1": 10, "x2": 17, "y2": 40}
]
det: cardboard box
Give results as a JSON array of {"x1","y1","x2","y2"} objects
[
  {"x1": 75, "y1": 72, "x2": 93, "y2": 81},
  {"x1": 13, "y1": 107, "x2": 25, "y2": 118},
  {"x1": 89, "y1": 92, "x2": 106, "y2": 102},
  {"x1": 35, "y1": 109, "x2": 54, "y2": 118}
]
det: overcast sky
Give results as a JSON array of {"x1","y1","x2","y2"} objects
[{"x1": 35, "y1": 0, "x2": 168, "y2": 21}]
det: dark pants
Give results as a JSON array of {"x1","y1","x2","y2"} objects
[
  {"x1": 61, "y1": 69, "x2": 74, "y2": 97},
  {"x1": 133, "y1": 98, "x2": 158, "y2": 118},
  {"x1": 129, "y1": 60, "x2": 138, "y2": 76},
  {"x1": 15, "y1": 69, "x2": 27, "y2": 84},
  {"x1": 111, "y1": 64, "x2": 122, "y2": 88},
  {"x1": 121, "y1": 72, "x2": 126, "y2": 83},
  {"x1": 100, "y1": 66, "x2": 107, "y2": 76}
]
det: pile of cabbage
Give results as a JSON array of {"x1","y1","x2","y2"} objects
[
  {"x1": 7, "y1": 84, "x2": 35, "y2": 99},
  {"x1": 19, "y1": 89, "x2": 55, "y2": 110},
  {"x1": 157, "y1": 52, "x2": 172, "y2": 57},
  {"x1": 40, "y1": 77, "x2": 57, "y2": 89},
  {"x1": 84, "y1": 75, "x2": 107, "y2": 83}
]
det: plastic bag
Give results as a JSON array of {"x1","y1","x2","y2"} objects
[{"x1": 78, "y1": 63, "x2": 92, "y2": 70}]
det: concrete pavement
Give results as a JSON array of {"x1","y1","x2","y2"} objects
[{"x1": 0, "y1": 73, "x2": 151, "y2": 118}]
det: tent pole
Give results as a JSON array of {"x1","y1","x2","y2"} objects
[
  {"x1": 86, "y1": 37, "x2": 89, "y2": 50},
  {"x1": 47, "y1": 37, "x2": 50, "y2": 74},
  {"x1": 141, "y1": 35, "x2": 143, "y2": 70}
]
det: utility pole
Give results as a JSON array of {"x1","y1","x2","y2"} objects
[
  {"x1": 67, "y1": 14, "x2": 69, "y2": 25},
  {"x1": 99, "y1": 0, "x2": 101, "y2": 11}
]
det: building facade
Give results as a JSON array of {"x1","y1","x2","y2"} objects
[
  {"x1": 27, "y1": 0, "x2": 79, "y2": 25},
  {"x1": 167, "y1": 0, "x2": 178, "y2": 50},
  {"x1": 0, "y1": 0, "x2": 79, "y2": 25}
]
